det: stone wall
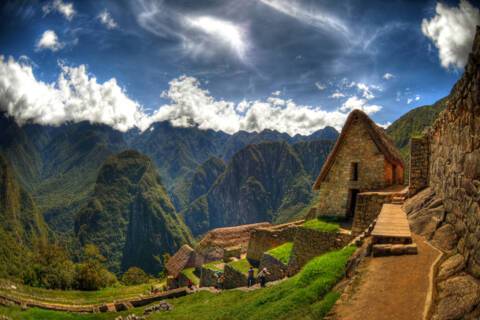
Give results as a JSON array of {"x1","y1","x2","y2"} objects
[
  {"x1": 287, "y1": 228, "x2": 352, "y2": 275},
  {"x1": 259, "y1": 253, "x2": 287, "y2": 281},
  {"x1": 246, "y1": 222, "x2": 301, "y2": 266},
  {"x1": 196, "y1": 222, "x2": 271, "y2": 263},
  {"x1": 409, "y1": 136, "x2": 430, "y2": 196},
  {"x1": 351, "y1": 192, "x2": 395, "y2": 236},
  {"x1": 223, "y1": 264, "x2": 248, "y2": 289},
  {"x1": 315, "y1": 117, "x2": 389, "y2": 217},
  {"x1": 407, "y1": 27, "x2": 480, "y2": 320},
  {"x1": 198, "y1": 266, "x2": 221, "y2": 287}
]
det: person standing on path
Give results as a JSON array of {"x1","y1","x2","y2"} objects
[
  {"x1": 247, "y1": 267, "x2": 255, "y2": 287},
  {"x1": 257, "y1": 268, "x2": 270, "y2": 288}
]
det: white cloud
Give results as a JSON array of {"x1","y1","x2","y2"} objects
[
  {"x1": 36, "y1": 30, "x2": 64, "y2": 52},
  {"x1": 258, "y1": 0, "x2": 350, "y2": 36},
  {"x1": 186, "y1": 16, "x2": 247, "y2": 60},
  {"x1": 421, "y1": 0, "x2": 480, "y2": 69},
  {"x1": 383, "y1": 73, "x2": 394, "y2": 80},
  {"x1": 330, "y1": 92, "x2": 345, "y2": 99},
  {"x1": 355, "y1": 82, "x2": 378, "y2": 100},
  {"x1": 135, "y1": 0, "x2": 249, "y2": 61},
  {"x1": 407, "y1": 95, "x2": 421, "y2": 105},
  {"x1": 339, "y1": 96, "x2": 382, "y2": 114},
  {"x1": 271, "y1": 90, "x2": 281, "y2": 96},
  {"x1": 42, "y1": 0, "x2": 75, "y2": 20},
  {"x1": 377, "y1": 121, "x2": 391, "y2": 129},
  {"x1": 98, "y1": 10, "x2": 118, "y2": 29},
  {"x1": 0, "y1": 56, "x2": 147, "y2": 132},
  {"x1": 315, "y1": 82, "x2": 326, "y2": 91},
  {"x1": 0, "y1": 56, "x2": 383, "y2": 135}
]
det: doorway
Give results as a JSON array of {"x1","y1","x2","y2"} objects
[{"x1": 347, "y1": 189, "x2": 359, "y2": 219}]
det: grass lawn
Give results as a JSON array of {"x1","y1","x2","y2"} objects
[
  {"x1": 0, "y1": 246, "x2": 355, "y2": 320},
  {"x1": 0, "y1": 279, "x2": 165, "y2": 306},
  {"x1": 0, "y1": 305, "x2": 135, "y2": 320},
  {"x1": 203, "y1": 261, "x2": 224, "y2": 272},
  {"x1": 302, "y1": 218, "x2": 339, "y2": 233},
  {"x1": 227, "y1": 259, "x2": 257, "y2": 276},
  {"x1": 181, "y1": 268, "x2": 200, "y2": 286},
  {"x1": 266, "y1": 242, "x2": 293, "y2": 265},
  {"x1": 148, "y1": 245, "x2": 356, "y2": 320}
]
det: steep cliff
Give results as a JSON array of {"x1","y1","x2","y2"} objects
[
  {"x1": 75, "y1": 150, "x2": 193, "y2": 274},
  {"x1": 183, "y1": 142, "x2": 314, "y2": 236},
  {"x1": 0, "y1": 153, "x2": 48, "y2": 278}
]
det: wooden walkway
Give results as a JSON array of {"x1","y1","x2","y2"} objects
[{"x1": 371, "y1": 204, "x2": 412, "y2": 244}]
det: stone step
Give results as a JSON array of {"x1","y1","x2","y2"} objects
[{"x1": 372, "y1": 243, "x2": 418, "y2": 257}]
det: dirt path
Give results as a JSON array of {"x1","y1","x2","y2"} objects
[{"x1": 332, "y1": 234, "x2": 442, "y2": 320}]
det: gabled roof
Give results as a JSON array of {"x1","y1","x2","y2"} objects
[
  {"x1": 165, "y1": 244, "x2": 195, "y2": 277},
  {"x1": 313, "y1": 110, "x2": 404, "y2": 190}
]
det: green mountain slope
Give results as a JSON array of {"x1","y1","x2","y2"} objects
[
  {"x1": 182, "y1": 141, "x2": 334, "y2": 236},
  {"x1": 0, "y1": 153, "x2": 48, "y2": 279},
  {"x1": 74, "y1": 150, "x2": 193, "y2": 274},
  {"x1": 386, "y1": 97, "x2": 447, "y2": 157}
]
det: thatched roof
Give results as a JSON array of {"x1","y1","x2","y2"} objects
[
  {"x1": 165, "y1": 244, "x2": 195, "y2": 277},
  {"x1": 313, "y1": 110, "x2": 404, "y2": 190}
]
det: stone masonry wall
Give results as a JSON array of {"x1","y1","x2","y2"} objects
[
  {"x1": 414, "y1": 27, "x2": 480, "y2": 320},
  {"x1": 351, "y1": 192, "x2": 395, "y2": 236},
  {"x1": 409, "y1": 136, "x2": 430, "y2": 196},
  {"x1": 246, "y1": 222, "x2": 299, "y2": 266},
  {"x1": 223, "y1": 264, "x2": 248, "y2": 289},
  {"x1": 287, "y1": 228, "x2": 352, "y2": 275},
  {"x1": 259, "y1": 253, "x2": 287, "y2": 282},
  {"x1": 315, "y1": 118, "x2": 388, "y2": 217}
]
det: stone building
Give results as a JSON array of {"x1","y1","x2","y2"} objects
[{"x1": 313, "y1": 110, "x2": 404, "y2": 218}]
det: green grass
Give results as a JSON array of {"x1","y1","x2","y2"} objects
[
  {"x1": 203, "y1": 261, "x2": 223, "y2": 272},
  {"x1": 0, "y1": 305, "x2": 135, "y2": 320},
  {"x1": 227, "y1": 259, "x2": 256, "y2": 275},
  {"x1": 267, "y1": 242, "x2": 293, "y2": 265},
  {"x1": 0, "y1": 246, "x2": 355, "y2": 320},
  {"x1": 302, "y1": 219, "x2": 339, "y2": 233},
  {"x1": 0, "y1": 279, "x2": 164, "y2": 306},
  {"x1": 149, "y1": 246, "x2": 355, "y2": 320},
  {"x1": 181, "y1": 268, "x2": 199, "y2": 286}
]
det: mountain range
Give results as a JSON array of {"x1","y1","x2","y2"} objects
[{"x1": 0, "y1": 96, "x2": 447, "y2": 274}]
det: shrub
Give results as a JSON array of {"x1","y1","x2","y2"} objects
[
  {"x1": 122, "y1": 267, "x2": 149, "y2": 285},
  {"x1": 74, "y1": 244, "x2": 117, "y2": 290}
]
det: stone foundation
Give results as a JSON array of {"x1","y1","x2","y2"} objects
[
  {"x1": 246, "y1": 221, "x2": 301, "y2": 266},
  {"x1": 198, "y1": 266, "x2": 221, "y2": 287},
  {"x1": 287, "y1": 228, "x2": 352, "y2": 275}
]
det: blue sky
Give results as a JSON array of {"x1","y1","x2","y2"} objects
[{"x1": 0, "y1": 0, "x2": 479, "y2": 134}]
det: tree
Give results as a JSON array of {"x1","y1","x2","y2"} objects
[
  {"x1": 75, "y1": 244, "x2": 117, "y2": 290},
  {"x1": 121, "y1": 267, "x2": 149, "y2": 285},
  {"x1": 24, "y1": 242, "x2": 75, "y2": 290}
]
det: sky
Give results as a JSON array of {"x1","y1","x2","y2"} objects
[{"x1": 0, "y1": 0, "x2": 479, "y2": 135}]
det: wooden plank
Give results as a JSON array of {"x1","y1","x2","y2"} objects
[{"x1": 372, "y1": 204, "x2": 412, "y2": 241}]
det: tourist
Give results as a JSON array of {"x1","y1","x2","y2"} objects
[
  {"x1": 217, "y1": 273, "x2": 224, "y2": 291},
  {"x1": 187, "y1": 278, "x2": 193, "y2": 290},
  {"x1": 257, "y1": 268, "x2": 270, "y2": 288},
  {"x1": 247, "y1": 267, "x2": 255, "y2": 287}
]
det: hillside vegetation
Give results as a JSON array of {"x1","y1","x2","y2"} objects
[
  {"x1": 0, "y1": 246, "x2": 355, "y2": 320},
  {"x1": 75, "y1": 150, "x2": 193, "y2": 274},
  {"x1": 386, "y1": 97, "x2": 447, "y2": 158}
]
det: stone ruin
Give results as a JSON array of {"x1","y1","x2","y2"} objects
[
  {"x1": 168, "y1": 218, "x2": 353, "y2": 289},
  {"x1": 404, "y1": 26, "x2": 480, "y2": 320}
]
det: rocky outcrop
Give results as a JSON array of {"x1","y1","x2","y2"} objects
[{"x1": 433, "y1": 275, "x2": 480, "y2": 320}]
